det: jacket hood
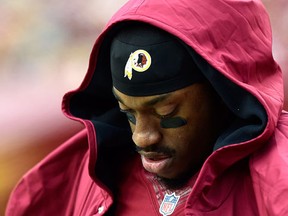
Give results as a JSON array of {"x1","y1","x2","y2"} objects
[{"x1": 62, "y1": 0, "x2": 283, "y2": 190}]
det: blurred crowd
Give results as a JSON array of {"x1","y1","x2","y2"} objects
[{"x1": 0, "y1": 0, "x2": 287, "y2": 214}]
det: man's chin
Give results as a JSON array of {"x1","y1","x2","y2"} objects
[{"x1": 156, "y1": 173, "x2": 192, "y2": 190}]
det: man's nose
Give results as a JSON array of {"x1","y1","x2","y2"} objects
[{"x1": 132, "y1": 117, "x2": 162, "y2": 148}]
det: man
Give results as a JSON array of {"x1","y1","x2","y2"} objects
[{"x1": 6, "y1": 0, "x2": 288, "y2": 215}]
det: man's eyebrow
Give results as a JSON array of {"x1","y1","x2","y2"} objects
[{"x1": 144, "y1": 94, "x2": 170, "y2": 106}]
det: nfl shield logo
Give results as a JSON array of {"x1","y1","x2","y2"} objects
[{"x1": 159, "y1": 192, "x2": 180, "y2": 216}]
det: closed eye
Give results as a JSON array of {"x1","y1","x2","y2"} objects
[
  {"x1": 155, "y1": 107, "x2": 178, "y2": 119},
  {"x1": 120, "y1": 109, "x2": 136, "y2": 125},
  {"x1": 158, "y1": 113, "x2": 174, "y2": 119}
]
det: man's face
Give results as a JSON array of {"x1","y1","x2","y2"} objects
[{"x1": 113, "y1": 83, "x2": 225, "y2": 180}]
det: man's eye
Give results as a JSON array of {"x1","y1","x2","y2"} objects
[
  {"x1": 159, "y1": 113, "x2": 173, "y2": 119},
  {"x1": 126, "y1": 112, "x2": 136, "y2": 124},
  {"x1": 156, "y1": 105, "x2": 177, "y2": 119},
  {"x1": 120, "y1": 109, "x2": 136, "y2": 125},
  {"x1": 157, "y1": 109, "x2": 177, "y2": 119}
]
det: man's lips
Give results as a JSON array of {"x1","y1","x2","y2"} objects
[
  {"x1": 139, "y1": 152, "x2": 173, "y2": 174},
  {"x1": 140, "y1": 152, "x2": 171, "y2": 160}
]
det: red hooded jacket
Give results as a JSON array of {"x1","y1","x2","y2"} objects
[{"x1": 6, "y1": 0, "x2": 288, "y2": 215}]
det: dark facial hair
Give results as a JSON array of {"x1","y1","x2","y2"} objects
[{"x1": 135, "y1": 145, "x2": 195, "y2": 189}]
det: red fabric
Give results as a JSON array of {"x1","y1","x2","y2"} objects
[
  {"x1": 115, "y1": 154, "x2": 189, "y2": 215},
  {"x1": 6, "y1": 0, "x2": 288, "y2": 215},
  {"x1": 250, "y1": 112, "x2": 288, "y2": 216},
  {"x1": 115, "y1": 155, "x2": 160, "y2": 215},
  {"x1": 6, "y1": 129, "x2": 113, "y2": 216}
]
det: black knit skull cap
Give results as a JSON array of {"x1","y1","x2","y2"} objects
[{"x1": 110, "y1": 22, "x2": 204, "y2": 96}]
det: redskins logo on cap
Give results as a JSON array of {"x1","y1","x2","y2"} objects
[{"x1": 124, "y1": 49, "x2": 152, "y2": 80}]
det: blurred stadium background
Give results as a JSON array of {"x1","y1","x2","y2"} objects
[{"x1": 0, "y1": 0, "x2": 287, "y2": 214}]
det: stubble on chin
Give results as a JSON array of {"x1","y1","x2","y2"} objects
[{"x1": 156, "y1": 171, "x2": 193, "y2": 190}]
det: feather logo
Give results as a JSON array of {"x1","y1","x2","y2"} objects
[{"x1": 124, "y1": 49, "x2": 151, "y2": 80}]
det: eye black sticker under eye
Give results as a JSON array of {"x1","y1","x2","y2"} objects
[
  {"x1": 126, "y1": 113, "x2": 136, "y2": 124},
  {"x1": 160, "y1": 117, "x2": 187, "y2": 128}
]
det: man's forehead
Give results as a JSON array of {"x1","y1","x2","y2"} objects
[{"x1": 112, "y1": 87, "x2": 172, "y2": 107}]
